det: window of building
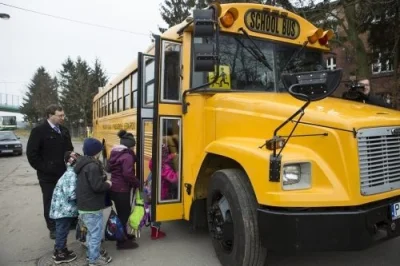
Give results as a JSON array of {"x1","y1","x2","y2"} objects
[
  {"x1": 372, "y1": 52, "x2": 394, "y2": 74},
  {"x1": 326, "y1": 57, "x2": 336, "y2": 70}
]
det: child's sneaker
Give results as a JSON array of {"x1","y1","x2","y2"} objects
[
  {"x1": 52, "y1": 248, "x2": 76, "y2": 259},
  {"x1": 53, "y1": 249, "x2": 77, "y2": 264},
  {"x1": 86, "y1": 248, "x2": 108, "y2": 261},
  {"x1": 88, "y1": 254, "x2": 112, "y2": 266}
]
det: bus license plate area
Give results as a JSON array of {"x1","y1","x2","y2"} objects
[{"x1": 390, "y1": 202, "x2": 400, "y2": 220}]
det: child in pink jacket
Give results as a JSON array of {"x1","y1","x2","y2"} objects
[
  {"x1": 149, "y1": 144, "x2": 178, "y2": 200},
  {"x1": 146, "y1": 144, "x2": 178, "y2": 239}
]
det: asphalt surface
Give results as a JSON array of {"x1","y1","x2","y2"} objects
[{"x1": 0, "y1": 137, "x2": 398, "y2": 266}]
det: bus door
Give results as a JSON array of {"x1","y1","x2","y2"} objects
[
  {"x1": 136, "y1": 53, "x2": 155, "y2": 191},
  {"x1": 152, "y1": 35, "x2": 184, "y2": 222}
]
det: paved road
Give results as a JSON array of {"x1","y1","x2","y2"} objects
[{"x1": 0, "y1": 138, "x2": 399, "y2": 266}]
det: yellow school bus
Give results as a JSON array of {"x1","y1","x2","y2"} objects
[{"x1": 92, "y1": 2, "x2": 400, "y2": 265}]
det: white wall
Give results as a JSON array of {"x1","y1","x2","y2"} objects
[{"x1": 0, "y1": 111, "x2": 24, "y2": 122}]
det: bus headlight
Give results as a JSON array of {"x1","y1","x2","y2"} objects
[{"x1": 282, "y1": 163, "x2": 311, "y2": 190}]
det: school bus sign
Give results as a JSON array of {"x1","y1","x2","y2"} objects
[
  {"x1": 244, "y1": 9, "x2": 300, "y2": 39},
  {"x1": 208, "y1": 65, "x2": 231, "y2": 89}
]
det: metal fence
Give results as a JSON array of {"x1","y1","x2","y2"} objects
[{"x1": 69, "y1": 126, "x2": 92, "y2": 139}]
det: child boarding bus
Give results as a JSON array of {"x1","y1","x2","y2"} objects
[{"x1": 92, "y1": 2, "x2": 400, "y2": 266}]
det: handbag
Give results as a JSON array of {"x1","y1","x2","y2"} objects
[
  {"x1": 105, "y1": 207, "x2": 127, "y2": 241},
  {"x1": 75, "y1": 217, "x2": 87, "y2": 243}
]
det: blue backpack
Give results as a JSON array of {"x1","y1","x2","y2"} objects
[{"x1": 105, "y1": 208, "x2": 127, "y2": 241}]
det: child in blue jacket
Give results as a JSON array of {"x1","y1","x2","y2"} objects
[{"x1": 49, "y1": 151, "x2": 80, "y2": 264}]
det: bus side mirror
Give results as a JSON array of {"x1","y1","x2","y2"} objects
[
  {"x1": 281, "y1": 69, "x2": 342, "y2": 101},
  {"x1": 193, "y1": 9, "x2": 218, "y2": 72}
]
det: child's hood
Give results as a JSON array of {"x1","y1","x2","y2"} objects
[
  {"x1": 74, "y1": 156, "x2": 98, "y2": 175},
  {"x1": 109, "y1": 145, "x2": 132, "y2": 166}
]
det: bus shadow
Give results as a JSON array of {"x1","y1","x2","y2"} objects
[
  {"x1": 266, "y1": 237, "x2": 399, "y2": 266},
  {"x1": 173, "y1": 220, "x2": 399, "y2": 266}
]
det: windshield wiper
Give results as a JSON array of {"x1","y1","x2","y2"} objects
[
  {"x1": 236, "y1": 28, "x2": 273, "y2": 71},
  {"x1": 280, "y1": 40, "x2": 309, "y2": 73},
  {"x1": 0, "y1": 138, "x2": 16, "y2": 141}
]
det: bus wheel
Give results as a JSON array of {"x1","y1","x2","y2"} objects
[{"x1": 207, "y1": 169, "x2": 267, "y2": 266}]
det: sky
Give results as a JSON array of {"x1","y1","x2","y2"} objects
[
  {"x1": 0, "y1": 0, "x2": 166, "y2": 120},
  {"x1": 0, "y1": 0, "x2": 321, "y2": 121}
]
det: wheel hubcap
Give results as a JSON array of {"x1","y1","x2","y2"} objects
[{"x1": 208, "y1": 194, "x2": 234, "y2": 252}]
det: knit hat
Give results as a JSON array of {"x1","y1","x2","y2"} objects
[
  {"x1": 117, "y1": 129, "x2": 136, "y2": 148},
  {"x1": 83, "y1": 138, "x2": 103, "y2": 156}
]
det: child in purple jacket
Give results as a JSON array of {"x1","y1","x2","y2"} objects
[{"x1": 108, "y1": 129, "x2": 139, "y2": 250}]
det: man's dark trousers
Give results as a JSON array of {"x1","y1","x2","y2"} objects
[{"x1": 39, "y1": 181, "x2": 57, "y2": 231}]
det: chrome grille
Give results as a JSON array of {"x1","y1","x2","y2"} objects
[
  {"x1": 0, "y1": 144, "x2": 15, "y2": 149},
  {"x1": 358, "y1": 127, "x2": 400, "y2": 195}
]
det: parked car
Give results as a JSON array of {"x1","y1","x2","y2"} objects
[{"x1": 0, "y1": 131, "x2": 23, "y2": 156}]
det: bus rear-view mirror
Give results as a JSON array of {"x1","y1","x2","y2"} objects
[
  {"x1": 281, "y1": 69, "x2": 342, "y2": 101},
  {"x1": 192, "y1": 8, "x2": 218, "y2": 72}
]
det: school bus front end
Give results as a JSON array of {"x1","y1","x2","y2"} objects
[
  {"x1": 202, "y1": 93, "x2": 400, "y2": 251},
  {"x1": 183, "y1": 3, "x2": 400, "y2": 266}
]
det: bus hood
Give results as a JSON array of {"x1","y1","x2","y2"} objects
[{"x1": 209, "y1": 93, "x2": 400, "y2": 130}]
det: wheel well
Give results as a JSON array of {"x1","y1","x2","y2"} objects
[
  {"x1": 194, "y1": 153, "x2": 245, "y2": 200},
  {"x1": 189, "y1": 153, "x2": 247, "y2": 230}
]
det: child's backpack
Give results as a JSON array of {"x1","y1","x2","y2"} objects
[
  {"x1": 105, "y1": 208, "x2": 127, "y2": 241},
  {"x1": 128, "y1": 189, "x2": 150, "y2": 238}
]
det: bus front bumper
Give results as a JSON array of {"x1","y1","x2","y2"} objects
[{"x1": 258, "y1": 196, "x2": 400, "y2": 252}]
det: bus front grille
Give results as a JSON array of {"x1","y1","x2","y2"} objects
[{"x1": 357, "y1": 127, "x2": 400, "y2": 196}]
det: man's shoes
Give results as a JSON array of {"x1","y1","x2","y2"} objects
[
  {"x1": 49, "y1": 230, "x2": 56, "y2": 240},
  {"x1": 53, "y1": 249, "x2": 77, "y2": 264}
]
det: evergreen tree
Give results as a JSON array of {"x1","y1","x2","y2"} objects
[
  {"x1": 159, "y1": 0, "x2": 294, "y2": 33},
  {"x1": 59, "y1": 57, "x2": 108, "y2": 128},
  {"x1": 159, "y1": 0, "x2": 196, "y2": 33},
  {"x1": 20, "y1": 67, "x2": 58, "y2": 123}
]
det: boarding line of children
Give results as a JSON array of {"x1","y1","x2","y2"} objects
[
  {"x1": 49, "y1": 138, "x2": 112, "y2": 265},
  {"x1": 48, "y1": 132, "x2": 178, "y2": 265}
]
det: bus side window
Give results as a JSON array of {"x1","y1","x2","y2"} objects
[
  {"x1": 161, "y1": 41, "x2": 182, "y2": 102},
  {"x1": 159, "y1": 117, "x2": 181, "y2": 202}
]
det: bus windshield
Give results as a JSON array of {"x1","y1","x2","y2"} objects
[{"x1": 191, "y1": 33, "x2": 324, "y2": 92}]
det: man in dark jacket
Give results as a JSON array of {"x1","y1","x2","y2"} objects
[
  {"x1": 26, "y1": 104, "x2": 74, "y2": 239},
  {"x1": 342, "y1": 78, "x2": 392, "y2": 108},
  {"x1": 75, "y1": 138, "x2": 112, "y2": 265}
]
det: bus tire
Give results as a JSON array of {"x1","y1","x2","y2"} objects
[{"x1": 207, "y1": 169, "x2": 267, "y2": 266}]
